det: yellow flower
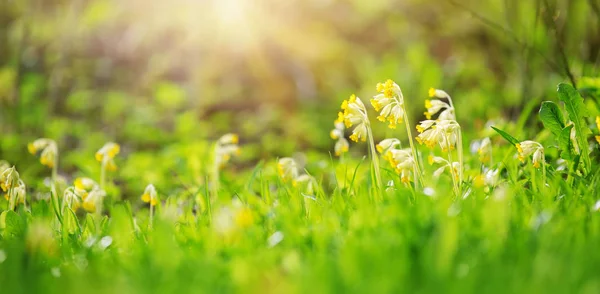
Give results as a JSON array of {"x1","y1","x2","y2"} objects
[
  {"x1": 382, "y1": 148, "x2": 415, "y2": 183},
  {"x1": 82, "y1": 188, "x2": 106, "y2": 213},
  {"x1": 234, "y1": 207, "x2": 254, "y2": 228},
  {"x1": 28, "y1": 139, "x2": 58, "y2": 169},
  {"x1": 372, "y1": 79, "x2": 405, "y2": 129},
  {"x1": 74, "y1": 177, "x2": 96, "y2": 191},
  {"x1": 141, "y1": 184, "x2": 158, "y2": 206},
  {"x1": 96, "y1": 142, "x2": 120, "y2": 170}
]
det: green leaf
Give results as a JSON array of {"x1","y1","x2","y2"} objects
[
  {"x1": 539, "y1": 101, "x2": 565, "y2": 137},
  {"x1": 491, "y1": 126, "x2": 520, "y2": 146},
  {"x1": 557, "y1": 83, "x2": 591, "y2": 171},
  {"x1": 0, "y1": 211, "x2": 24, "y2": 238},
  {"x1": 558, "y1": 125, "x2": 575, "y2": 160}
]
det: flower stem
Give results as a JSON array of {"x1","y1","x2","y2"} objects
[
  {"x1": 401, "y1": 105, "x2": 423, "y2": 189},
  {"x1": 366, "y1": 125, "x2": 383, "y2": 200}
]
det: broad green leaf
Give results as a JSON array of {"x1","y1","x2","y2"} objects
[
  {"x1": 557, "y1": 83, "x2": 591, "y2": 171},
  {"x1": 491, "y1": 126, "x2": 520, "y2": 146},
  {"x1": 539, "y1": 101, "x2": 565, "y2": 137},
  {"x1": 558, "y1": 125, "x2": 575, "y2": 160},
  {"x1": 0, "y1": 210, "x2": 24, "y2": 237}
]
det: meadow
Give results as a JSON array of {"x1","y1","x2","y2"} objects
[{"x1": 1, "y1": 0, "x2": 600, "y2": 293}]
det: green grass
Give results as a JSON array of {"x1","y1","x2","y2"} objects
[{"x1": 2, "y1": 81, "x2": 600, "y2": 294}]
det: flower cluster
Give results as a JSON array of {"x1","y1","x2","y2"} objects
[
  {"x1": 215, "y1": 133, "x2": 240, "y2": 168},
  {"x1": 96, "y1": 142, "x2": 120, "y2": 171},
  {"x1": 416, "y1": 119, "x2": 460, "y2": 152},
  {"x1": 1, "y1": 163, "x2": 26, "y2": 207},
  {"x1": 339, "y1": 94, "x2": 369, "y2": 142},
  {"x1": 28, "y1": 139, "x2": 58, "y2": 168},
  {"x1": 377, "y1": 139, "x2": 415, "y2": 184},
  {"x1": 141, "y1": 184, "x2": 158, "y2": 206},
  {"x1": 371, "y1": 79, "x2": 405, "y2": 129},
  {"x1": 425, "y1": 88, "x2": 455, "y2": 120},
  {"x1": 330, "y1": 120, "x2": 349, "y2": 156},
  {"x1": 516, "y1": 140, "x2": 544, "y2": 168}
]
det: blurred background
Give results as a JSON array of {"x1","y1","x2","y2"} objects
[{"x1": 0, "y1": 0, "x2": 599, "y2": 197}]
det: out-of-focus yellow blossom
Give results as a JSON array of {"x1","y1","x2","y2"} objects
[
  {"x1": 141, "y1": 184, "x2": 158, "y2": 206},
  {"x1": 215, "y1": 133, "x2": 241, "y2": 168},
  {"x1": 330, "y1": 121, "x2": 349, "y2": 156},
  {"x1": 371, "y1": 79, "x2": 405, "y2": 129},
  {"x1": 516, "y1": 140, "x2": 544, "y2": 168},
  {"x1": 339, "y1": 94, "x2": 369, "y2": 142},
  {"x1": 96, "y1": 142, "x2": 120, "y2": 171},
  {"x1": 73, "y1": 177, "x2": 98, "y2": 200},
  {"x1": 425, "y1": 88, "x2": 455, "y2": 120},
  {"x1": 278, "y1": 157, "x2": 298, "y2": 183},
  {"x1": 478, "y1": 137, "x2": 492, "y2": 163},
  {"x1": 28, "y1": 139, "x2": 58, "y2": 168},
  {"x1": 213, "y1": 200, "x2": 254, "y2": 236},
  {"x1": 82, "y1": 188, "x2": 106, "y2": 213}
]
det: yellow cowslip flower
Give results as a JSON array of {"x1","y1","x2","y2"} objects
[
  {"x1": 339, "y1": 94, "x2": 369, "y2": 142},
  {"x1": 0, "y1": 166, "x2": 19, "y2": 193},
  {"x1": 416, "y1": 119, "x2": 459, "y2": 152},
  {"x1": 382, "y1": 148, "x2": 415, "y2": 184},
  {"x1": 28, "y1": 139, "x2": 58, "y2": 168},
  {"x1": 278, "y1": 157, "x2": 298, "y2": 183},
  {"x1": 215, "y1": 133, "x2": 241, "y2": 168},
  {"x1": 371, "y1": 79, "x2": 405, "y2": 129},
  {"x1": 477, "y1": 137, "x2": 492, "y2": 163},
  {"x1": 425, "y1": 88, "x2": 455, "y2": 120},
  {"x1": 73, "y1": 177, "x2": 98, "y2": 200},
  {"x1": 141, "y1": 184, "x2": 158, "y2": 206},
  {"x1": 516, "y1": 140, "x2": 544, "y2": 168},
  {"x1": 596, "y1": 116, "x2": 600, "y2": 130},
  {"x1": 82, "y1": 188, "x2": 106, "y2": 213},
  {"x1": 330, "y1": 121, "x2": 349, "y2": 156},
  {"x1": 96, "y1": 142, "x2": 120, "y2": 171}
]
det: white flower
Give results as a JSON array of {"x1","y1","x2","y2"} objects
[
  {"x1": 376, "y1": 138, "x2": 401, "y2": 154},
  {"x1": 330, "y1": 121, "x2": 349, "y2": 156},
  {"x1": 278, "y1": 157, "x2": 298, "y2": 183},
  {"x1": 215, "y1": 133, "x2": 240, "y2": 168},
  {"x1": 516, "y1": 140, "x2": 544, "y2": 168},
  {"x1": 477, "y1": 137, "x2": 492, "y2": 163},
  {"x1": 141, "y1": 184, "x2": 158, "y2": 206},
  {"x1": 425, "y1": 88, "x2": 455, "y2": 120}
]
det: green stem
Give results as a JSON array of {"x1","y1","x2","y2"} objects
[
  {"x1": 211, "y1": 145, "x2": 220, "y2": 201},
  {"x1": 366, "y1": 125, "x2": 383, "y2": 200},
  {"x1": 456, "y1": 126, "x2": 464, "y2": 196},
  {"x1": 401, "y1": 104, "x2": 423, "y2": 188},
  {"x1": 444, "y1": 136, "x2": 460, "y2": 197}
]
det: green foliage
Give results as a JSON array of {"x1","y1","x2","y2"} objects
[
  {"x1": 539, "y1": 101, "x2": 566, "y2": 137},
  {"x1": 491, "y1": 126, "x2": 520, "y2": 146},
  {"x1": 556, "y1": 83, "x2": 592, "y2": 172}
]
